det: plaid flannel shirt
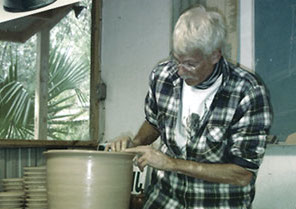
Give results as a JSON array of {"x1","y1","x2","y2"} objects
[{"x1": 143, "y1": 58, "x2": 273, "y2": 209}]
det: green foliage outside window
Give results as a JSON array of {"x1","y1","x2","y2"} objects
[{"x1": 0, "y1": 0, "x2": 91, "y2": 140}]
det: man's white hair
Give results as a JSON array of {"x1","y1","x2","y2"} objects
[{"x1": 173, "y1": 5, "x2": 226, "y2": 56}]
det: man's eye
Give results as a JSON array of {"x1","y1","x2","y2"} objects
[{"x1": 186, "y1": 63, "x2": 196, "y2": 67}]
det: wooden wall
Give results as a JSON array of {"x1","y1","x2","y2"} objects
[
  {"x1": 0, "y1": 147, "x2": 47, "y2": 191},
  {"x1": 0, "y1": 140, "x2": 97, "y2": 191}
]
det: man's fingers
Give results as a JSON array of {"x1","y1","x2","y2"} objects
[
  {"x1": 124, "y1": 146, "x2": 149, "y2": 153},
  {"x1": 137, "y1": 154, "x2": 146, "y2": 164},
  {"x1": 104, "y1": 137, "x2": 132, "y2": 152},
  {"x1": 104, "y1": 144, "x2": 111, "y2": 151},
  {"x1": 115, "y1": 141, "x2": 121, "y2": 152},
  {"x1": 138, "y1": 158, "x2": 147, "y2": 172},
  {"x1": 134, "y1": 154, "x2": 148, "y2": 172},
  {"x1": 111, "y1": 142, "x2": 116, "y2": 151},
  {"x1": 121, "y1": 139, "x2": 128, "y2": 150}
]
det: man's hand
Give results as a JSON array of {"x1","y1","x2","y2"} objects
[
  {"x1": 104, "y1": 121, "x2": 160, "y2": 152},
  {"x1": 104, "y1": 135, "x2": 134, "y2": 152},
  {"x1": 124, "y1": 146, "x2": 174, "y2": 172}
]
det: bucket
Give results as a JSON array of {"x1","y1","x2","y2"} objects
[{"x1": 44, "y1": 150, "x2": 135, "y2": 209}]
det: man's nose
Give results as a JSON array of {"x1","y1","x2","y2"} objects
[{"x1": 177, "y1": 65, "x2": 187, "y2": 77}]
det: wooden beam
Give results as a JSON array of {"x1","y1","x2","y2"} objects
[
  {"x1": 30, "y1": 9, "x2": 56, "y2": 20},
  {"x1": 0, "y1": 5, "x2": 74, "y2": 43},
  {"x1": 21, "y1": 5, "x2": 74, "y2": 42},
  {"x1": 0, "y1": 31, "x2": 25, "y2": 43},
  {"x1": 34, "y1": 29, "x2": 50, "y2": 140},
  {"x1": 89, "y1": 0, "x2": 102, "y2": 142},
  {"x1": 0, "y1": 139, "x2": 97, "y2": 149},
  {"x1": 19, "y1": 19, "x2": 45, "y2": 42}
]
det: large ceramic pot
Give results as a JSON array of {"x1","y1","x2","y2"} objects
[{"x1": 44, "y1": 150, "x2": 135, "y2": 209}]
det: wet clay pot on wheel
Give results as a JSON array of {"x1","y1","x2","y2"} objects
[{"x1": 44, "y1": 150, "x2": 135, "y2": 209}]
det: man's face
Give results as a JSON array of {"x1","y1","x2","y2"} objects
[{"x1": 173, "y1": 50, "x2": 220, "y2": 86}]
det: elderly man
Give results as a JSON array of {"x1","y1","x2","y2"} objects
[{"x1": 106, "y1": 5, "x2": 272, "y2": 209}]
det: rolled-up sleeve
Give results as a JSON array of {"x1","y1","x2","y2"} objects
[
  {"x1": 144, "y1": 70, "x2": 158, "y2": 128},
  {"x1": 228, "y1": 85, "x2": 273, "y2": 173}
]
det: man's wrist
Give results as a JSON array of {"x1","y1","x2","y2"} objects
[
  {"x1": 165, "y1": 156, "x2": 177, "y2": 172},
  {"x1": 130, "y1": 137, "x2": 140, "y2": 147}
]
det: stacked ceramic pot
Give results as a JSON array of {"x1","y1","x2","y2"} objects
[
  {"x1": 23, "y1": 166, "x2": 47, "y2": 209},
  {"x1": 1, "y1": 178, "x2": 24, "y2": 193},
  {"x1": 0, "y1": 178, "x2": 25, "y2": 209},
  {"x1": 0, "y1": 191, "x2": 25, "y2": 209}
]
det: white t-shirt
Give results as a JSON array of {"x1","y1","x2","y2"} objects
[{"x1": 174, "y1": 75, "x2": 223, "y2": 150}]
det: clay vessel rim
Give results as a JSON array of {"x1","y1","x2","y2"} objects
[{"x1": 43, "y1": 149, "x2": 136, "y2": 157}]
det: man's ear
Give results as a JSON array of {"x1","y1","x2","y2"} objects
[{"x1": 210, "y1": 50, "x2": 222, "y2": 65}]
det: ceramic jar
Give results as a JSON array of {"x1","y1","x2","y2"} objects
[{"x1": 44, "y1": 150, "x2": 135, "y2": 209}]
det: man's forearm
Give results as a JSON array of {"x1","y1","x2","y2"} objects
[
  {"x1": 130, "y1": 122, "x2": 252, "y2": 186},
  {"x1": 166, "y1": 157, "x2": 253, "y2": 186},
  {"x1": 132, "y1": 121, "x2": 160, "y2": 146},
  {"x1": 125, "y1": 145, "x2": 252, "y2": 186}
]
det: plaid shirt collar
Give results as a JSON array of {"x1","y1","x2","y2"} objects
[{"x1": 167, "y1": 56, "x2": 229, "y2": 87}]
